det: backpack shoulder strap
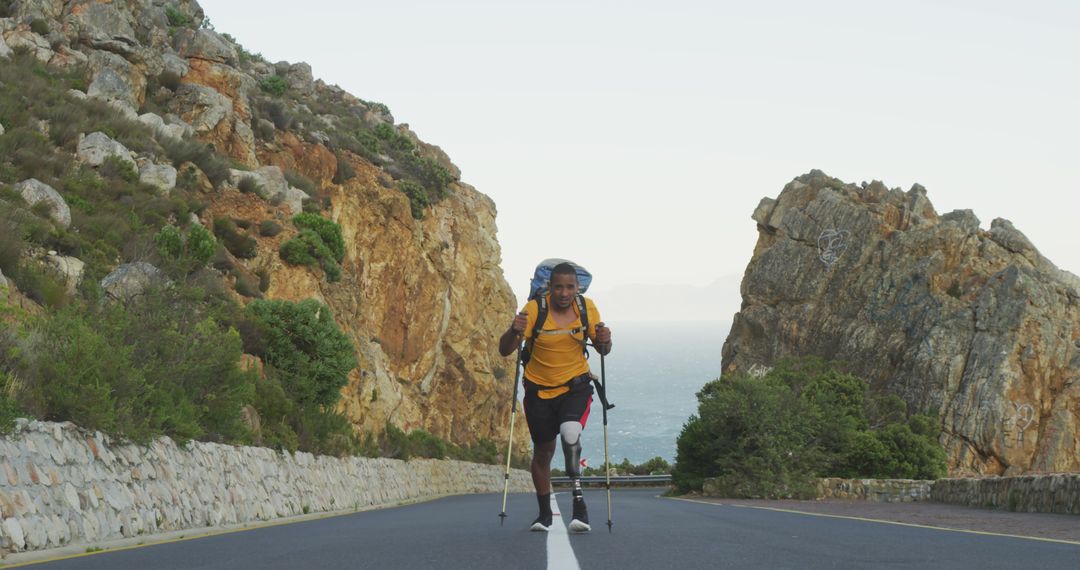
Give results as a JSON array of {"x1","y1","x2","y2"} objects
[
  {"x1": 533, "y1": 295, "x2": 549, "y2": 337},
  {"x1": 574, "y1": 295, "x2": 589, "y2": 355},
  {"x1": 575, "y1": 295, "x2": 589, "y2": 335},
  {"x1": 525, "y1": 296, "x2": 548, "y2": 354}
]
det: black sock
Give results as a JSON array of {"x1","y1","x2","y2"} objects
[{"x1": 537, "y1": 493, "x2": 552, "y2": 516}]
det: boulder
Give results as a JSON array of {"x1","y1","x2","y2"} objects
[
  {"x1": 722, "y1": 170, "x2": 1080, "y2": 476},
  {"x1": 47, "y1": 45, "x2": 88, "y2": 72},
  {"x1": 139, "y1": 163, "x2": 177, "y2": 194},
  {"x1": 86, "y1": 50, "x2": 144, "y2": 109},
  {"x1": 45, "y1": 253, "x2": 85, "y2": 294},
  {"x1": 0, "y1": 267, "x2": 7, "y2": 288},
  {"x1": 3, "y1": 29, "x2": 54, "y2": 62},
  {"x1": 15, "y1": 179, "x2": 70, "y2": 228},
  {"x1": 10, "y1": 0, "x2": 66, "y2": 21},
  {"x1": 137, "y1": 113, "x2": 186, "y2": 140},
  {"x1": 170, "y1": 83, "x2": 231, "y2": 134},
  {"x1": 172, "y1": 28, "x2": 237, "y2": 65},
  {"x1": 100, "y1": 262, "x2": 166, "y2": 301},
  {"x1": 161, "y1": 52, "x2": 189, "y2": 78},
  {"x1": 286, "y1": 62, "x2": 314, "y2": 95},
  {"x1": 63, "y1": 0, "x2": 139, "y2": 55},
  {"x1": 77, "y1": 132, "x2": 136, "y2": 170},
  {"x1": 228, "y1": 166, "x2": 308, "y2": 214},
  {"x1": 0, "y1": 33, "x2": 12, "y2": 59}
]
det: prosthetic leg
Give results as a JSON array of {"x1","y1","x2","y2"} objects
[{"x1": 561, "y1": 422, "x2": 590, "y2": 532}]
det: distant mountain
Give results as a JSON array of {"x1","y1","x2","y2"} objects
[{"x1": 590, "y1": 275, "x2": 742, "y2": 323}]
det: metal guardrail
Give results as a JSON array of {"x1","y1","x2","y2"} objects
[{"x1": 551, "y1": 474, "x2": 672, "y2": 486}]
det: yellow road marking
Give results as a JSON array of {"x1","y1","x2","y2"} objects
[
  {"x1": 667, "y1": 496, "x2": 1080, "y2": 547},
  {"x1": 1, "y1": 494, "x2": 456, "y2": 568}
]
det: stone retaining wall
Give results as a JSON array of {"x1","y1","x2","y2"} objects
[
  {"x1": 0, "y1": 420, "x2": 533, "y2": 557},
  {"x1": 702, "y1": 475, "x2": 1080, "y2": 515},
  {"x1": 931, "y1": 474, "x2": 1080, "y2": 515},
  {"x1": 815, "y1": 478, "x2": 932, "y2": 502}
]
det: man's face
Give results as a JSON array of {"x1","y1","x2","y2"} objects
[{"x1": 550, "y1": 273, "x2": 578, "y2": 309}]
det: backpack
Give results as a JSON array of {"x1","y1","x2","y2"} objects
[
  {"x1": 528, "y1": 258, "x2": 592, "y2": 301},
  {"x1": 522, "y1": 259, "x2": 591, "y2": 366}
]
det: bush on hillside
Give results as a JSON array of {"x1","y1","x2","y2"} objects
[
  {"x1": 246, "y1": 299, "x2": 356, "y2": 408},
  {"x1": 6, "y1": 287, "x2": 254, "y2": 443},
  {"x1": 260, "y1": 75, "x2": 288, "y2": 97},
  {"x1": 279, "y1": 214, "x2": 344, "y2": 282},
  {"x1": 672, "y1": 357, "x2": 947, "y2": 497},
  {"x1": 213, "y1": 217, "x2": 258, "y2": 259}
]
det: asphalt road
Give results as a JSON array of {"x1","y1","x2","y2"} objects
[{"x1": 16, "y1": 489, "x2": 1079, "y2": 569}]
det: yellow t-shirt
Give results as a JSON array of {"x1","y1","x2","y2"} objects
[{"x1": 522, "y1": 295, "x2": 601, "y2": 399}]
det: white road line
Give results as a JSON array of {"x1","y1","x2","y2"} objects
[{"x1": 547, "y1": 493, "x2": 581, "y2": 570}]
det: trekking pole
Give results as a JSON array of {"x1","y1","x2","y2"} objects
[
  {"x1": 601, "y1": 351, "x2": 613, "y2": 533},
  {"x1": 498, "y1": 343, "x2": 523, "y2": 525}
]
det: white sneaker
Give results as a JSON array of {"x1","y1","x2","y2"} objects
[{"x1": 531, "y1": 514, "x2": 552, "y2": 532}]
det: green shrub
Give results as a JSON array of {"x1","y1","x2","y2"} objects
[
  {"x1": 279, "y1": 233, "x2": 316, "y2": 265},
  {"x1": 12, "y1": 262, "x2": 68, "y2": 308},
  {"x1": 234, "y1": 272, "x2": 261, "y2": 298},
  {"x1": 333, "y1": 152, "x2": 356, "y2": 184},
  {"x1": 399, "y1": 180, "x2": 429, "y2": 219},
  {"x1": 213, "y1": 217, "x2": 257, "y2": 259},
  {"x1": 246, "y1": 299, "x2": 356, "y2": 408},
  {"x1": 9, "y1": 287, "x2": 255, "y2": 443},
  {"x1": 279, "y1": 214, "x2": 344, "y2": 282},
  {"x1": 672, "y1": 358, "x2": 948, "y2": 496},
  {"x1": 284, "y1": 170, "x2": 315, "y2": 196},
  {"x1": 237, "y1": 176, "x2": 263, "y2": 196},
  {"x1": 30, "y1": 19, "x2": 49, "y2": 35},
  {"x1": 0, "y1": 215, "x2": 26, "y2": 277},
  {"x1": 0, "y1": 373, "x2": 21, "y2": 434},
  {"x1": 260, "y1": 75, "x2": 288, "y2": 97},
  {"x1": 165, "y1": 6, "x2": 191, "y2": 28},
  {"x1": 292, "y1": 213, "x2": 344, "y2": 261},
  {"x1": 154, "y1": 223, "x2": 217, "y2": 273},
  {"x1": 154, "y1": 224, "x2": 184, "y2": 258},
  {"x1": 255, "y1": 268, "x2": 271, "y2": 292},
  {"x1": 160, "y1": 137, "x2": 231, "y2": 188},
  {"x1": 258, "y1": 220, "x2": 283, "y2": 237},
  {"x1": 186, "y1": 224, "x2": 216, "y2": 266}
]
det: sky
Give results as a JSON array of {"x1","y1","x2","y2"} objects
[{"x1": 199, "y1": 0, "x2": 1079, "y2": 319}]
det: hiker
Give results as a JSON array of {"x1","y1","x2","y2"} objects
[{"x1": 498, "y1": 262, "x2": 612, "y2": 533}]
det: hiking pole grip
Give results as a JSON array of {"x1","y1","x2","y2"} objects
[{"x1": 499, "y1": 343, "x2": 523, "y2": 524}]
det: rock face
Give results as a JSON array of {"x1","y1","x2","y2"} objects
[
  {"x1": 1, "y1": 0, "x2": 527, "y2": 455},
  {"x1": 224, "y1": 148, "x2": 524, "y2": 449},
  {"x1": 723, "y1": 171, "x2": 1080, "y2": 476}
]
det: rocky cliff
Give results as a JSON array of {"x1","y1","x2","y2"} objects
[
  {"x1": 0, "y1": 0, "x2": 526, "y2": 450},
  {"x1": 723, "y1": 171, "x2": 1080, "y2": 476}
]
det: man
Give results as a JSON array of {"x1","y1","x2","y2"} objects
[{"x1": 498, "y1": 263, "x2": 612, "y2": 533}]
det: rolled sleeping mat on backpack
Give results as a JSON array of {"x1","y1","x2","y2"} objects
[{"x1": 529, "y1": 259, "x2": 592, "y2": 300}]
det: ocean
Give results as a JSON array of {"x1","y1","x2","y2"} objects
[{"x1": 564, "y1": 321, "x2": 730, "y2": 466}]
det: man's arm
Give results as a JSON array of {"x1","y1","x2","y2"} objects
[{"x1": 499, "y1": 311, "x2": 529, "y2": 356}]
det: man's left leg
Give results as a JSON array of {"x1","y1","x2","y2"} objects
[{"x1": 559, "y1": 382, "x2": 593, "y2": 533}]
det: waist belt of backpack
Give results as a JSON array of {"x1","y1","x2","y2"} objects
[
  {"x1": 523, "y1": 374, "x2": 614, "y2": 410},
  {"x1": 523, "y1": 374, "x2": 590, "y2": 395}
]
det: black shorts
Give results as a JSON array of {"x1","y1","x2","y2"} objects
[{"x1": 522, "y1": 375, "x2": 594, "y2": 444}]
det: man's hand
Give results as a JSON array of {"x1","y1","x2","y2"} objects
[
  {"x1": 511, "y1": 311, "x2": 528, "y2": 335},
  {"x1": 594, "y1": 322, "x2": 612, "y2": 355},
  {"x1": 499, "y1": 311, "x2": 529, "y2": 357}
]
